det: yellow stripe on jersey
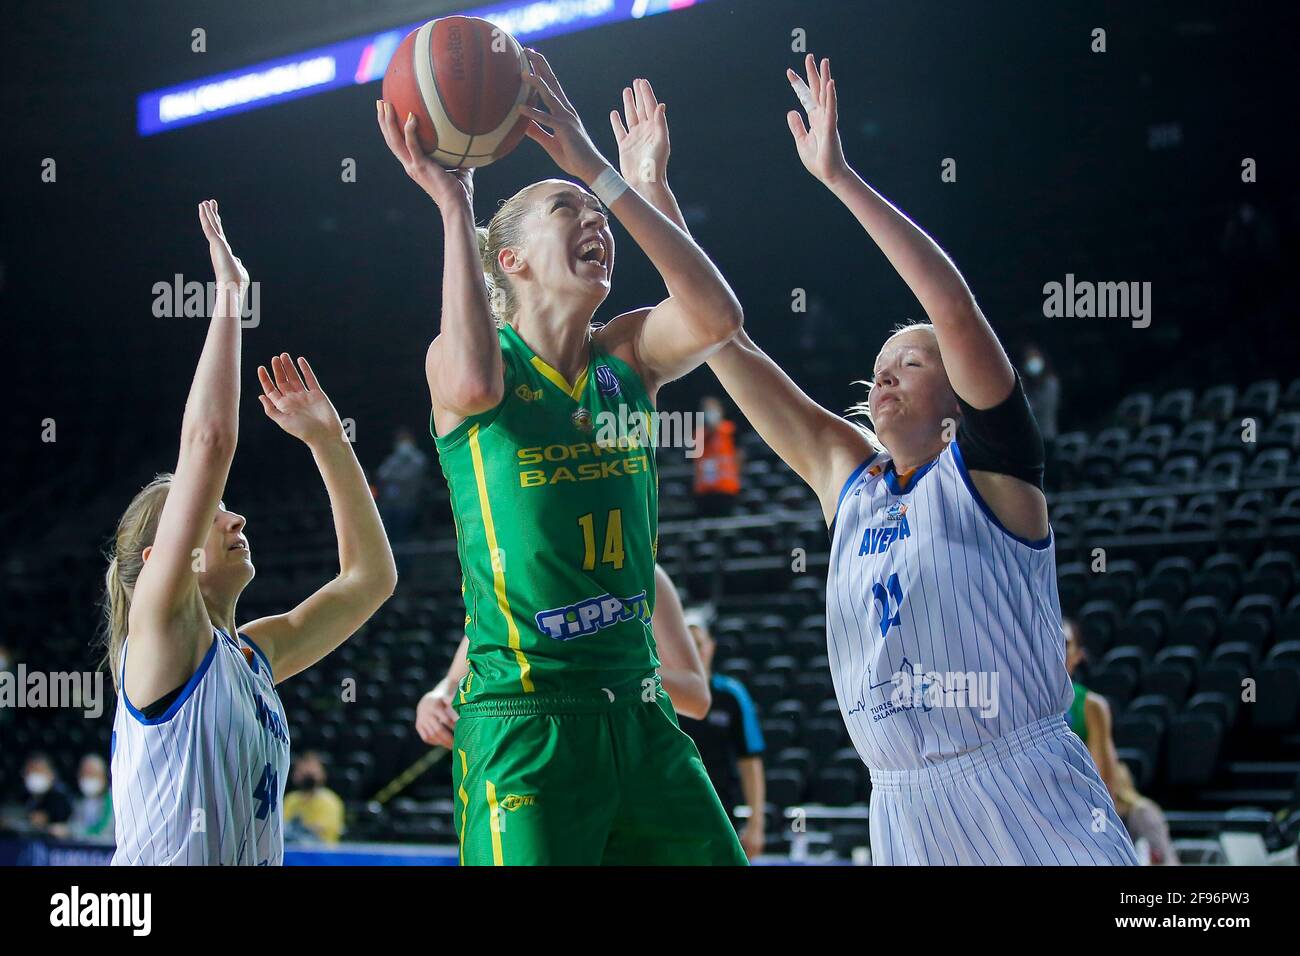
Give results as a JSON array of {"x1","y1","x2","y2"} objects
[
  {"x1": 529, "y1": 354, "x2": 589, "y2": 400},
  {"x1": 486, "y1": 779, "x2": 504, "y2": 866},
  {"x1": 468, "y1": 424, "x2": 534, "y2": 693},
  {"x1": 456, "y1": 749, "x2": 469, "y2": 866}
]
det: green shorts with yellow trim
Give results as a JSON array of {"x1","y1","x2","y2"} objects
[{"x1": 451, "y1": 676, "x2": 748, "y2": 866}]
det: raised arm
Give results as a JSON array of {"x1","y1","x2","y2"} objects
[
  {"x1": 241, "y1": 356, "x2": 397, "y2": 682},
  {"x1": 652, "y1": 564, "x2": 710, "y2": 719},
  {"x1": 519, "y1": 53, "x2": 742, "y2": 392},
  {"x1": 376, "y1": 101, "x2": 502, "y2": 433},
  {"x1": 610, "y1": 80, "x2": 688, "y2": 233},
  {"x1": 125, "y1": 201, "x2": 247, "y2": 705},
  {"x1": 608, "y1": 79, "x2": 873, "y2": 523},
  {"x1": 788, "y1": 55, "x2": 1013, "y2": 409}
]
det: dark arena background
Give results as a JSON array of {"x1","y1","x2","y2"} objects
[{"x1": 2, "y1": 0, "x2": 1298, "y2": 906}]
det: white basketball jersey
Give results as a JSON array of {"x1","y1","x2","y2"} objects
[
  {"x1": 826, "y1": 441, "x2": 1072, "y2": 772},
  {"x1": 110, "y1": 628, "x2": 291, "y2": 865}
]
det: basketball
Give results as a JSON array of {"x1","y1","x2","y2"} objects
[{"x1": 381, "y1": 15, "x2": 537, "y2": 168}]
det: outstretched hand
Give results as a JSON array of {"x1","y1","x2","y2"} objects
[
  {"x1": 198, "y1": 199, "x2": 249, "y2": 291},
  {"x1": 517, "y1": 49, "x2": 609, "y2": 183},
  {"x1": 786, "y1": 54, "x2": 848, "y2": 187},
  {"x1": 611, "y1": 78, "x2": 670, "y2": 187},
  {"x1": 257, "y1": 354, "x2": 345, "y2": 447}
]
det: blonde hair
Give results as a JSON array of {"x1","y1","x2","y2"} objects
[
  {"x1": 100, "y1": 474, "x2": 172, "y2": 690},
  {"x1": 476, "y1": 183, "x2": 542, "y2": 328},
  {"x1": 845, "y1": 321, "x2": 941, "y2": 440}
]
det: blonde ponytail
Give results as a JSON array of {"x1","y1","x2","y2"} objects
[{"x1": 99, "y1": 475, "x2": 173, "y2": 690}]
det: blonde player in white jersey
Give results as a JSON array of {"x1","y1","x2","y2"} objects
[
  {"x1": 702, "y1": 57, "x2": 1138, "y2": 864},
  {"x1": 102, "y1": 202, "x2": 397, "y2": 865}
]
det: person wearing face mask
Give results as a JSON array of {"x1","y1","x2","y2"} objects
[
  {"x1": 22, "y1": 752, "x2": 73, "y2": 838},
  {"x1": 694, "y1": 396, "x2": 743, "y2": 518},
  {"x1": 283, "y1": 751, "x2": 345, "y2": 845},
  {"x1": 70, "y1": 754, "x2": 114, "y2": 841},
  {"x1": 1020, "y1": 345, "x2": 1059, "y2": 443}
]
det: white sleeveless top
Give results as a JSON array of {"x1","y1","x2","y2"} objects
[
  {"x1": 825, "y1": 441, "x2": 1072, "y2": 772},
  {"x1": 110, "y1": 628, "x2": 290, "y2": 865}
]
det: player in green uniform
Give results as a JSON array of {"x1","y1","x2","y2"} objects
[
  {"x1": 378, "y1": 53, "x2": 746, "y2": 864},
  {"x1": 1065, "y1": 618, "x2": 1120, "y2": 796}
]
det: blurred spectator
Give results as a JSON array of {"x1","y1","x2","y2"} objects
[
  {"x1": 1021, "y1": 344, "x2": 1060, "y2": 442},
  {"x1": 1219, "y1": 201, "x2": 1279, "y2": 264},
  {"x1": 1220, "y1": 201, "x2": 1281, "y2": 317},
  {"x1": 693, "y1": 396, "x2": 742, "y2": 518},
  {"x1": 675, "y1": 612, "x2": 767, "y2": 860},
  {"x1": 376, "y1": 427, "x2": 428, "y2": 575},
  {"x1": 1112, "y1": 761, "x2": 1180, "y2": 865},
  {"x1": 1063, "y1": 618, "x2": 1120, "y2": 796},
  {"x1": 283, "y1": 751, "x2": 345, "y2": 845},
  {"x1": 23, "y1": 752, "x2": 73, "y2": 838},
  {"x1": 70, "y1": 754, "x2": 114, "y2": 841}
]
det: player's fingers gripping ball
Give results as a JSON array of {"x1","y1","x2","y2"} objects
[{"x1": 382, "y1": 15, "x2": 538, "y2": 168}]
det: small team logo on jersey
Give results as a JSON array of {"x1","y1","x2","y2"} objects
[
  {"x1": 595, "y1": 365, "x2": 621, "y2": 397},
  {"x1": 885, "y1": 502, "x2": 908, "y2": 522},
  {"x1": 500, "y1": 794, "x2": 536, "y2": 811},
  {"x1": 571, "y1": 408, "x2": 594, "y2": 433},
  {"x1": 516, "y1": 384, "x2": 542, "y2": 402}
]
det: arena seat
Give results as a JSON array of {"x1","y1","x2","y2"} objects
[
  {"x1": 1152, "y1": 389, "x2": 1194, "y2": 428},
  {"x1": 813, "y1": 767, "x2": 862, "y2": 806},
  {"x1": 1251, "y1": 664, "x2": 1300, "y2": 730},
  {"x1": 1127, "y1": 694, "x2": 1176, "y2": 732},
  {"x1": 1198, "y1": 384, "x2": 1237, "y2": 423},
  {"x1": 1141, "y1": 663, "x2": 1193, "y2": 706},
  {"x1": 1164, "y1": 714, "x2": 1223, "y2": 789},
  {"x1": 766, "y1": 768, "x2": 806, "y2": 807},
  {"x1": 1237, "y1": 380, "x2": 1280, "y2": 421},
  {"x1": 1114, "y1": 715, "x2": 1164, "y2": 781},
  {"x1": 1245, "y1": 552, "x2": 1297, "y2": 601},
  {"x1": 1142, "y1": 556, "x2": 1196, "y2": 606}
]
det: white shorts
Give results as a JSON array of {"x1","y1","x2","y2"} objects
[{"x1": 867, "y1": 714, "x2": 1139, "y2": 865}]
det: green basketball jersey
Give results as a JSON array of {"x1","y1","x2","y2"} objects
[
  {"x1": 433, "y1": 323, "x2": 660, "y2": 702},
  {"x1": 1068, "y1": 680, "x2": 1089, "y2": 742}
]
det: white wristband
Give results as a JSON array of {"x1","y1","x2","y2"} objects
[{"x1": 589, "y1": 166, "x2": 628, "y2": 206}]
